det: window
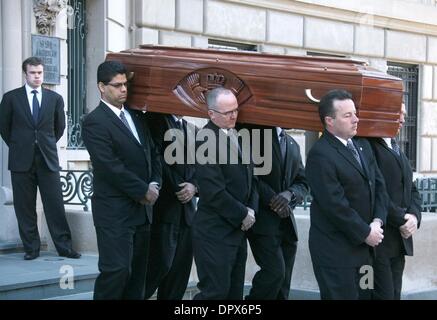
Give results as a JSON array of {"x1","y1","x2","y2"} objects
[
  {"x1": 67, "y1": 0, "x2": 87, "y2": 149},
  {"x1": 208, "y1": 39, "x2": 257, "y2": 52},
  {"x1": 387, "y1": 63, "x2": 419, "y2": 171}
]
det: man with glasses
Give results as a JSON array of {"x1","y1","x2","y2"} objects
[
  {"x1": 83, "y1": 60, "x2": 161, "y2": 299},
  {"x1": 192, "y1": 87, "x2": 258, "y2": 299}
]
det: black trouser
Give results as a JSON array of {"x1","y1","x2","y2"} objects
[
  {"x1": 313, "y1": 264, "x2": 373, "y2": 300},
  {"x1": 93, "y1": 223, "x2": 150, "y2": 300},
  {"x1": 11, "y1": 147, "x2": 72, "y2": 255},
  {"x1": 145, "y1": 221, "x2": 193, "y2": 300},
  {"x1": 373, "y1": 255, "x2": 405, "y2": 300},
  {"x1": 246, "y1": 221, "x2": 298, "y2": 300},
  {"x1": 193, "y1": 235, "x2": 247, "y2": 300}
]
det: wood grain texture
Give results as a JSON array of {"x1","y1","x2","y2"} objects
[{"x1": 106, "y1": 45, "x2": 403, "y2": 137}]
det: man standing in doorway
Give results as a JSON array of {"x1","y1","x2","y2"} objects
[{"x1": 0, "y1": 57, "x2": 80, "y2": 260}]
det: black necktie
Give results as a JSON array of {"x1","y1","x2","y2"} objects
[
  {"x1": 31, "y1": 90, "x2": 39, "y2": 123},
  {"x1": 347, "y1": 139, "x2": 363, "y2": 169},
  {"x1": 391, "y1": 138, "x2": 400, "y2": 156},
  {"x1": 119, "y1": 110, "x2": 133, "y2": 133},
  {"x1": 279, "y1": 129, "x2": 287, "y2": 162}
]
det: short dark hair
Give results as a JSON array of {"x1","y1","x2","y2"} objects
[
  {"x1": 318, "y1": 89, "x2": 353, "y2": 126},
  {"x1": 206, "y1": 87, "x2": 235, "y2": 110},
  {"x1": 22, "y1": 57, "x2": 44, "y2": 73},
  {"x1": 97, "y1": 60, "x2": 127, "y2": 84}
]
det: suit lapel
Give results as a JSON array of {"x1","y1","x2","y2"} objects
[
  {"x1": 272, "y1": 132, "x2": 283, "y2": 171},
  {"x1": 379, "y1": 138, "x2": 403, "y2": 169},
  {"x1": 19, "y1": 87, "x2": 35, "y2": 125},
  {"x1": 126, "y1": 108, "x2": 146, "y2": 146},
  {"x1": 283, "y1": 135, "x2": 293, "y2": 187},
  {"x1": 325, "y1": 131, "x2": 367, "y2": 178},
  {"x1": 37, "y1": 88, "x2": 48, "y2": 124},
  {"x1": 378, "y1": 138, "x2": 409, "y2": 196},
  {"x1": 101, "y1": 103, "x2": 142, "y2": 147},
  {"x1": 353, "y1": 139, "x2": 370, "y2": 178}
]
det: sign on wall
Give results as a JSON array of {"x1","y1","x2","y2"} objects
[{"x1": 31, "y1": 35, "x2": 61, "y2": 85}]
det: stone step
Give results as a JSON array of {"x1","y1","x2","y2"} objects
[
  {"x1": 0, "y1": 252, "x2": 98, "y2": 300},
  {"x1": 45, "y1": 291, "x2": 94, "y2": 300}
]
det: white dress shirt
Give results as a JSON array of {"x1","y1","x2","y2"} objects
[
  {"x1": 25, "y1": 84, "x2": 42, "y2": 115},
  {"x1": 382, "y1": 137, "x2": 394, "y2": 150}
]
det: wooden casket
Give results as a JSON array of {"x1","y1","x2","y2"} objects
[{"x1": 106, "y1": 45, "x2": 403, "y2": 137}]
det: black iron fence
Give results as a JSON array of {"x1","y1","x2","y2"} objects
[
  {"x1": 60, "y1": 170, "x2": 93, "y2": 211},
  {"x1": 297, "y1": 177, "x2": 437, "y2": 213},
  {"x1": 60, "y1": 171, "x2": 436, "y2": 213},
  {"x1": 415, "y1": 178, "x2": 437, "y2": 212}
]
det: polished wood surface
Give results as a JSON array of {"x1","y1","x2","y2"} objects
[{"x1": 106, "y1": 45, "x2": 403, "y2": 137}]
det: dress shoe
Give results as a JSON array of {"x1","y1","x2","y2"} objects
[
  {"x1": 59, "y1": 250, "x2": 81, "y2": 259},
  {"x1": 24, "y1": 252, "x2": 39, "y2": 260}
]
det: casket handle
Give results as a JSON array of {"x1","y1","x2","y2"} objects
[{"x1": 305, "y1": 89, "x2": 320, "y2": 103}]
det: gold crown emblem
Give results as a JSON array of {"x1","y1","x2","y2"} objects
[{"x1": 207, "y1": 73, "x2": 226, "y2": 88}]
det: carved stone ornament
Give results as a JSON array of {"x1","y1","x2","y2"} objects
[
  {"x1": 33, "y1": 0, "x2": 68, "y2": 35},
  {"x1": 173, "y1": 68, "x2": 253, "y2": 112}
]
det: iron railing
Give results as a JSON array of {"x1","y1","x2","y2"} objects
[
  {"x1": 298, "y1": 178, "x2": 437, "y2": 213},
  {"x1": 60, "y1": 170, "x2": 93, "y2": 211},
  {"x1": 59, "y1": 172, "x2": 436, "y2": 213},
  {"x1": 415, "y1": 178, "x2": 437, "y2": 212}
]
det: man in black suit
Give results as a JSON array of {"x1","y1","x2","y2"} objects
[
  {"x1": 82, "y1": 61, "x2": 161, "y2": 300},
  {"x1": 369, "y1": 103, "x2": 421, "y2": 300},
  {"x1": 246, "y1": 125, "x2": 308, "y2": 300},
  {"x1": 305, "y1": 89, "x2": 388, "y2": 300},
  {"x1": 193, "y1": 87, "x2": 258, "y2": 300},
  {"x1": 0, "y1": 57, "x2": 80, "y2": 260},
  {"x1": 144, "y1": 113, "x2": 198, "y2": 300}
]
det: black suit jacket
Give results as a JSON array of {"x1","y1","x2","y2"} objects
[
  {"x1": 0, "y1": 86, "x2": 65, "y2": 171},
  {"x1": 82, "y1": 102, "x2": 161, "y2": 227},
  {"x1": 248, "y1": 126, "x2": 308, "y2": 239},
  {"x1": 146, "y1": 113, "x2": 197, "y2": 226},
  {"x1": 193, "y1": 121, "x2": 259, "y2": 245},
  {"x1": 369, "y1": 138, "x2": 422, "y2": 257},
  {"x1": 306, "y1": 130, "x2": 388, "y2": 268}
]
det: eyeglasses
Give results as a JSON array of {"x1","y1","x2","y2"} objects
[
  {"x1": 210, "y1": 108, "x2": 239, "y2": 117},
  {"x1": 107, "y1": 82, "x2": 128, "y2": 89}
]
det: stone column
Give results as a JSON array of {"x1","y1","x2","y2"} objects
[{"x1": 0, "y1": 0, "x2": 23, "y2": 249}]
